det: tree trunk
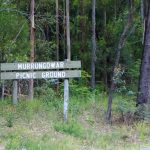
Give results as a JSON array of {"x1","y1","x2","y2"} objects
[
  {"x1": 66, "y1": 0, "x2": 71, "y2": 60},
  {"x1": 56, "y1": 0, "x2": 59, "y2": 91},
  {"x1": 63, "y1": 0, "x2": 66, "y2": 58},
  {"x1": 104, "y1": 9, "x2": 106, "y2": 27},
  {"x1": 137, "y1": 2, "x2": 150, "y2": 104},
  {"x1": 141, "y1": 0, "x2": 145, "y2": 44},
  {"x1": 114, "y1": 0, "x2": 117, "y2": 20},
  {"x1": 106, "y1": 0, "x2": 133, "y2": 123},
  {"x1": 91, "y1": 0, "x2": 96, "y2": 89},
  {"x1": 103, "y1": 9, "x2": 108, "y2": 89},
  {"x1": 79, "y1": 0, "x2": 86, "y2": 52},
  {"x1": 56, "y1": 0, "x2": 59, "y2": 62},
  {"x1": 28, "y1": 0, "x2": 35, "y2": 100},
  {"x1": 141, "y1": 0, "x2": 144, "y2": 21}
]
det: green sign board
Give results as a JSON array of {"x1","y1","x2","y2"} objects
[
  {"x1": 0, "y1": 61, "x2": 81, "y2": 80},
  {"x1": 1, "y1": 61, "x2": 81, "y2": 71},
  {"x1": 0, "y1": 70, "x2": 81, "y2": 80}
]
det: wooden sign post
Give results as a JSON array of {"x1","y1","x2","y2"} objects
[
  {"x1": 64, "y1": 78, "x2": 69, "y2": 122},
  {"x1": 12, "y1": 80, "x2": 18, "y2": 105},
  {"x1": 0, "y1": 61, "x2": 81, "y2": 121},
  {"x1": 65, "y1": 0, "x2": 71, "y2": 123}
]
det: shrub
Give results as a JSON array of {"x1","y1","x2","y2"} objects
[
  {"x1": 114, "y1": 96, "x2": 136, "y2": 124},
  {"x1": 54, "y1": 121, "x2": 85, "y2": 139},
  {"x1": 34, "y1": 84, "x2": 56, "y2": 103},
  {"x1": 135, "y1": 104, "x2": 150, "y2": 121},
  {"x1": 6, "y1": 112, "x2": 15, "y2": 127}
]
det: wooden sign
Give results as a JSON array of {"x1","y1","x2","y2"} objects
[
  {"x1": 0, "y1": 60, "x2": 81, "y2": 118},
  {"x1": 0, "y1": 70, "x2": 81, "y2": 80},
  {"x1": 1, "y1": 61, "x2": 81, "y2": 71}
]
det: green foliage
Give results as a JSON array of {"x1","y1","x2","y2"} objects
[
  {"x1": 115, "y1": 96, "x2": 136, "y2": 123},
  {"x1": 68, "y1": 97, "x2": 82, "y2": 120},
  {"x1": 68, "y1": 71, "x2": 92, "y2": 99},
  {"x1": 70, "y1": 82, "x2": 91, "y2": 100},
  {"x1": 135, "y1": 122, "x2": 150, "y2": 142},
  {"x1": 6, "y1": 111, "x2": 15, "y2": 128},
  {"x1": 0, "y1": 100, "x2": 16, "y2": 127},
  {"x1": 34, "y1": 84, "x2": 56, "y2": 103},
  {"x1": 58, "y1": 71, "x2": 92, "y2": 101},
  {"x1": 0, "y1": 3, "x2": 149, "y2": 149},
  {"x1": 0, "y1": 0, "x2": 143, "y2": 98},
  {"x1": 5, "y1": 133, "x2": 47, "y2": 150},
  {"x1": 113, "y1": 65, "x2": 127, "y2": 93},
  {"x1": 36, "y1": 40, "x2": 56, "y2": 61},
  {"x1": 116, "y1": 99, "x2": 136, "y2": 114},
  {"x1": 0, "y1": 94, "x2": 149, "y2": 150},
  {"x1": 15, "y1": 100, "x2": 44, "y2": 123},
  {"x1": 17, "y1": 100, "x2": 42, "y2": 113},
  {"x1": 136, "y1": 104, "x2": 150, "y2": 121},
  {"x1": 54, "y1": 121, "x2": 85, "y2": 139},
  {"x1": 128, "y1": 59, "x2": 141, "y2": 84},
  {"x1": 0, "y1": 9, "x2": 29, "y2": 62},
  {"x1": 5, "y1": 132, "x2": 81, "y2": 150}
]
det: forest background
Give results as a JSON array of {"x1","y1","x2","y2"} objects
[{"x1": 0, "y1": 0, "x2": 150, "y2": 150}]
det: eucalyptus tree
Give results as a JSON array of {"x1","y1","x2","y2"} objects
[
  {"x1": 56, "y1": 0, "x2": 59, "y2": 62},
  {"x1": 137, "y1": 0, "x2": 150, "y2": 105},
  {"x1": 106, "y1": 0, "x2": 133, "y2": 122},
  {"x1": 56, "y1": 0, "x2": 59, "y2": 91},
  {"x1": 91, "y1": 0, "x2": 96, "y2": 89},
  {"x1": 29, "y1": 0, "x2": 35, "y2": 100}
]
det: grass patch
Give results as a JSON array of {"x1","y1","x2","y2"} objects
[
  {"x1": 54, "y1": 121, "x2": 86, "y2": 139},
  {"x1": 0, "y1": 93, "x2": 149, "y2": 150}
]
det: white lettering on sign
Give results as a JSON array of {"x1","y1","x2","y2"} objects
[
  {"x1": 17, "y1": 62, "x2": 65, "y2": 70},
  {"x1": 16, "y1": 72, "x2": 36, "y2": 79},
  {"x1": 42, "y1": 71, "x2": 66, "y2": 78}
]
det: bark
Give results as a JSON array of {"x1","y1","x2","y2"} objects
[
  {"x1": 91, "y1": 0, "x2": 96, "y2": 89},
  {"x1": 141, "y1": 0, "x2": 144, "y2": 21},
  {"x1": 106, "y1": 0, "x2": 133, "y2": 123},
  {"x1": 56, "y1": 0, "x2": 59, "y2": 91},
  {"x1": 141, "y1": 0, "x2": 145, "y2": 44},
  {"x1": 104, "y1": 10, "x2": 106, "y2": 27},
  {"x1": 66, "y1": 0, "x2": 71, "y2": 60},
  {"x1": 28, "y1": 0, "x2": 35, "y2": 100},
  {"x1": 63, "y1": 0, "x2": 66, "y2": 58},
  {"x1": 56, "y1": 0, "x2": 59, "y2": 61},
  {"x1": 12, "y1": 80, "x2": 18, "y2": 105},
  {"x1": 79, "y1": 0, "x2": 86, "y2": 52},
  {"x1": 137, "y1": 2, "x2": 150, "y2": 104},
  {"x1": 114, "y1": 0, "x2": 117, "y2": 20},
  {"x1": 1, "y1": 81, "x2": 4, "y2": 100},
  {"x1": 103, "y1": 9, "x2": 108, "y2": 89}
]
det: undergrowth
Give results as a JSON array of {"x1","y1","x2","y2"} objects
[{"x1": 0, "y1": 90, "x2": 149, "y2": 150}]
